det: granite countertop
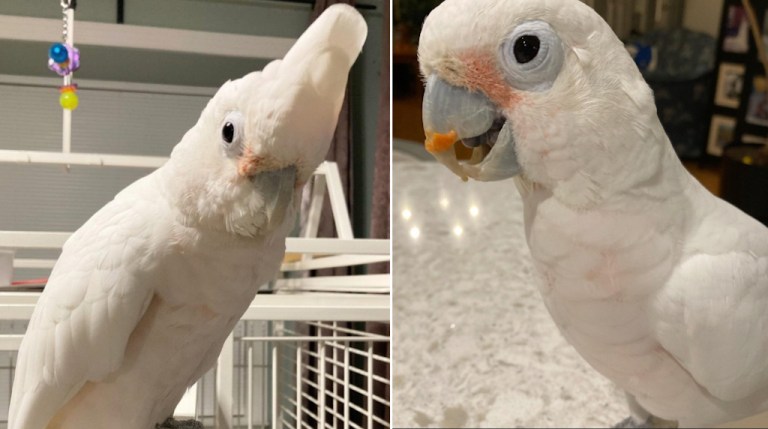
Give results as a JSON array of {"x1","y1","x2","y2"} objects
[{"x1": 392, "y1": 150, "x2": 627, "y2": 428}]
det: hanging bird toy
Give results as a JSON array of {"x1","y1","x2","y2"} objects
[{"x1": 48, "y1": 0, "x2": 80, "y2": 110}]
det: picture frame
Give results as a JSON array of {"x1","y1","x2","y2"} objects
[
  {"x1": 715, "y1": 62, "x2": 746, "y2": 108},
  {"x1": 709, "y1": 1, "x2": 768, "y2": 157},
  {"x1": 763, "y1": 9, "x2": 768, "y2": 49},
  {"x1": 745, "y1": 75, "x2": 768, "y2": 126},
  {"x1": 723, "y1": 4, "x2": 750, "y2": 53},
  {"x1": 742, "y1": 134, "x2": 768, "y2": 145},
  {"x1": 707, "y1": 115, "x2": 737, "y2": 156}
]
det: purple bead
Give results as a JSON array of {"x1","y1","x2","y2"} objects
[
  {"x1": 47, "y1": 44, "x2": 80, "y2": 76},
  {"x1": 69, "y1": 46, "x2": 80, "y2": 72}
]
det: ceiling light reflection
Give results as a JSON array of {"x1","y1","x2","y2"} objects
[{"x1": 409, "y1": 227, "x2": 421, "y2": 239}]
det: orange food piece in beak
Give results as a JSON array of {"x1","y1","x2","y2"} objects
[{"x1": 425, "y1": 130, "x2": 458, "y2": 154}]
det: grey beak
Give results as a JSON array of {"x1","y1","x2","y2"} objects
[
  {"x1": 256, "y1": 166, "x2": 297, "y2": 232},
  {"x1": 422, "y1": 75, "x2": 522, "y2": 182},
  {"x1": 423, "y1": 75, "x2": 497, "y2": 139}
]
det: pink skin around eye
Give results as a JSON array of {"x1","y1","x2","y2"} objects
[
  {"x1": 458, "y1": 52, "x2": 521, "y2": 110},
  {"x1": 236, "y1": 150, "x2": 303, "y2": 189}
]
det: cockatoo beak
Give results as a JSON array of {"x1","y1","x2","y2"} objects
[
  {"x1": 252, "y1": 166, "x2": 297, "y2": 233},
  {"x1": 423, "y1": 75, "x2": 522, "y2": 182}
]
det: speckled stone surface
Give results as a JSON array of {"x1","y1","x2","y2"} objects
[{"x1": 392, "y1": 152, "x2": 627, "y2": 428}]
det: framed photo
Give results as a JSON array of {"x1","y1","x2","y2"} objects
[
  {"x1": 746, "y1": 75, "x2": 768, "y2": 126},
  {"x1": 715, "y1": 63, "x2": 746, "y2": 108},
  {"x1": 707, "y1": 115, "x2": 737, "y2": 156},
  {"x1": 763, "y1": 10, "x2": 768, "y2": 48},
  {"x1": 723, "y1": 4, "x2": 750, "y2": 53},
  {"x1": 742, "y1": 134, "x2": 768, "y2": 145}
]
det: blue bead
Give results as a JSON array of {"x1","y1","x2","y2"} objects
[{"x1": 49, "y1": 43, "x2": 68, "y2": 63}]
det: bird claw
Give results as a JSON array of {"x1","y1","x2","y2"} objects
[
  {"x1": 612, "y1": 416, "x2": 678, "y2": 429},
  {"x1": 156, "y1": 417, "x2": 204, "y2": 429}
]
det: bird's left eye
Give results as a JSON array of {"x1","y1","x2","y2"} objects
[
  {"x1": 221, "y1": 111, "x2": 244, "y2": 157},
  {"x1": 499, "y1": 20, "x2": 564, "y2": 92},
  {"x1": 222, "y1": 122, "x2": 235, "y2": 143}
]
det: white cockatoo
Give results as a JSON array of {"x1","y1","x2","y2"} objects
[
  {"x1": 8, "y1": 5, "x2": 366, "y2": 428},
  {"x1": 419, "y1": 0, "x2": 768, "y2": 427}
]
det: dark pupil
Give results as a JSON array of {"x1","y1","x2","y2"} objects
[
  {"x1": 514, "y1": 35, "x2": 540, "y2": 64},
  {"x1": 222, "y1": 122, "x2": 235, "y2": 143}
]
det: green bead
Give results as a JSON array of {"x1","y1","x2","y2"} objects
[{"x1": 59, "y1": 91, "x2": 79, "y2": 110}]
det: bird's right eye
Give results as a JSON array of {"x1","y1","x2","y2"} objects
[
  {"x1": 514, "y1": 35, "x2": 541, "y2": 64},
  {"x1": 499, "y1": 20, "x2": 564, "y2": 92}
]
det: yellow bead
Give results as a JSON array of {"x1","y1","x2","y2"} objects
[{"x1": 59, "y1": 91, "x2": 79, "y2": 110}]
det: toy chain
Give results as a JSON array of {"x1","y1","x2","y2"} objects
[
  {"x1": 61, "y1": 0, "x2": 70, "y2": 43},
  {"x1": 48, "y1": 0, "x2": 80, "y2": 110}
]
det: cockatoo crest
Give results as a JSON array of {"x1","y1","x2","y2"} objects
[{"x1": 165, "y1": 4, "x2": 367, "y2": 236}]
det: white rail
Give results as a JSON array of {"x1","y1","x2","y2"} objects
[
  {"x1": 316, "y1": 163, "x2": 354, "y2": 240},
  {"x1": 0, "y1": 292, "x2": 389, "y2": 322},
  {"x1": 0, "y1": 159, "x2": 357, "y2": 246},
  {"x1": 0, "y1": 14, "x2": 295, "y2": 59},
  {"x1": 0, "y1": 74, "x2": 217, "y2": 96},
  {"x1": 274, "y1": 274, "x2": 389, "y2": 293},
  {"x1": 0, "y1": 149, "x2": 168, "y2": 169},
  {"x1": 0, "y1": 231, "x2": 387, "y2": 255}
]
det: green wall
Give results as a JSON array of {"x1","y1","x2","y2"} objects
[{"x1": 0, "y1": 0, "x2": 117, "y2": 22}]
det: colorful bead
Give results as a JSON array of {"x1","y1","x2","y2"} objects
[
  {"x1": 60, "y1": 92, "x2": 79, "y2": 110},
  {"x1": 59, "y1": 85, "x2": 79, "y2": 110},
  {"x1": 48, "y1": 44, "x2": 80, "y2": 76},
  {"x1": 49, "y1": 43, "x2": 69, "y2": 63}
]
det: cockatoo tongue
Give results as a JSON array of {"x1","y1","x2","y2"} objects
[
  {"x1": 462, "y1": 118, "x2": 504, "y2": 148},
  {"x1": 463, "y1": 121, "x2": 521, "y2": 181},
  {"x1": 423, "y1": 75, "x2": 521, "y2": 182}
]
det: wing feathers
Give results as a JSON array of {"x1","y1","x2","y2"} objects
[
  {"x1": 9, "y1": 181, "x2": 162, "y2": 429},
  {"x1": 655, "y1": 196, "x2": 768, "y2": 402}
]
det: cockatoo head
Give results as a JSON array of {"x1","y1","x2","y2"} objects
[
  {"x1": 166, "y1": 4, "x2": 366, "y2": 237},
  {"x1": 420, "y1": 0, "x2": 662, "y2": 206}
]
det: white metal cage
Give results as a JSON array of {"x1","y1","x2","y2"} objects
[
  {"x1": 172, "y1": 319, "x2": 390, "y2": 429},
  {"x1": 0, "y1": 315, "x2": 390, "y2": 429},
  {"x1": 0, "y1": 160, "x2": 390, "y2": 429},
  {"x1": 237, "y1": 321, "x2": 390, "y2": 429}
]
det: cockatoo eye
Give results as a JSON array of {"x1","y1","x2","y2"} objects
[
  {"x1": 222, "y1": 122, "x2": 235, "y2": 143},
  {"x1": 221, "y1": 111, "x2": 244, "y2": 156},
  {"x1": 499, "y1": 20, "x2": 564, "y2": 91},
  {"x1": 514, "y1": 35, "x2": 540, "y2": 64}
]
